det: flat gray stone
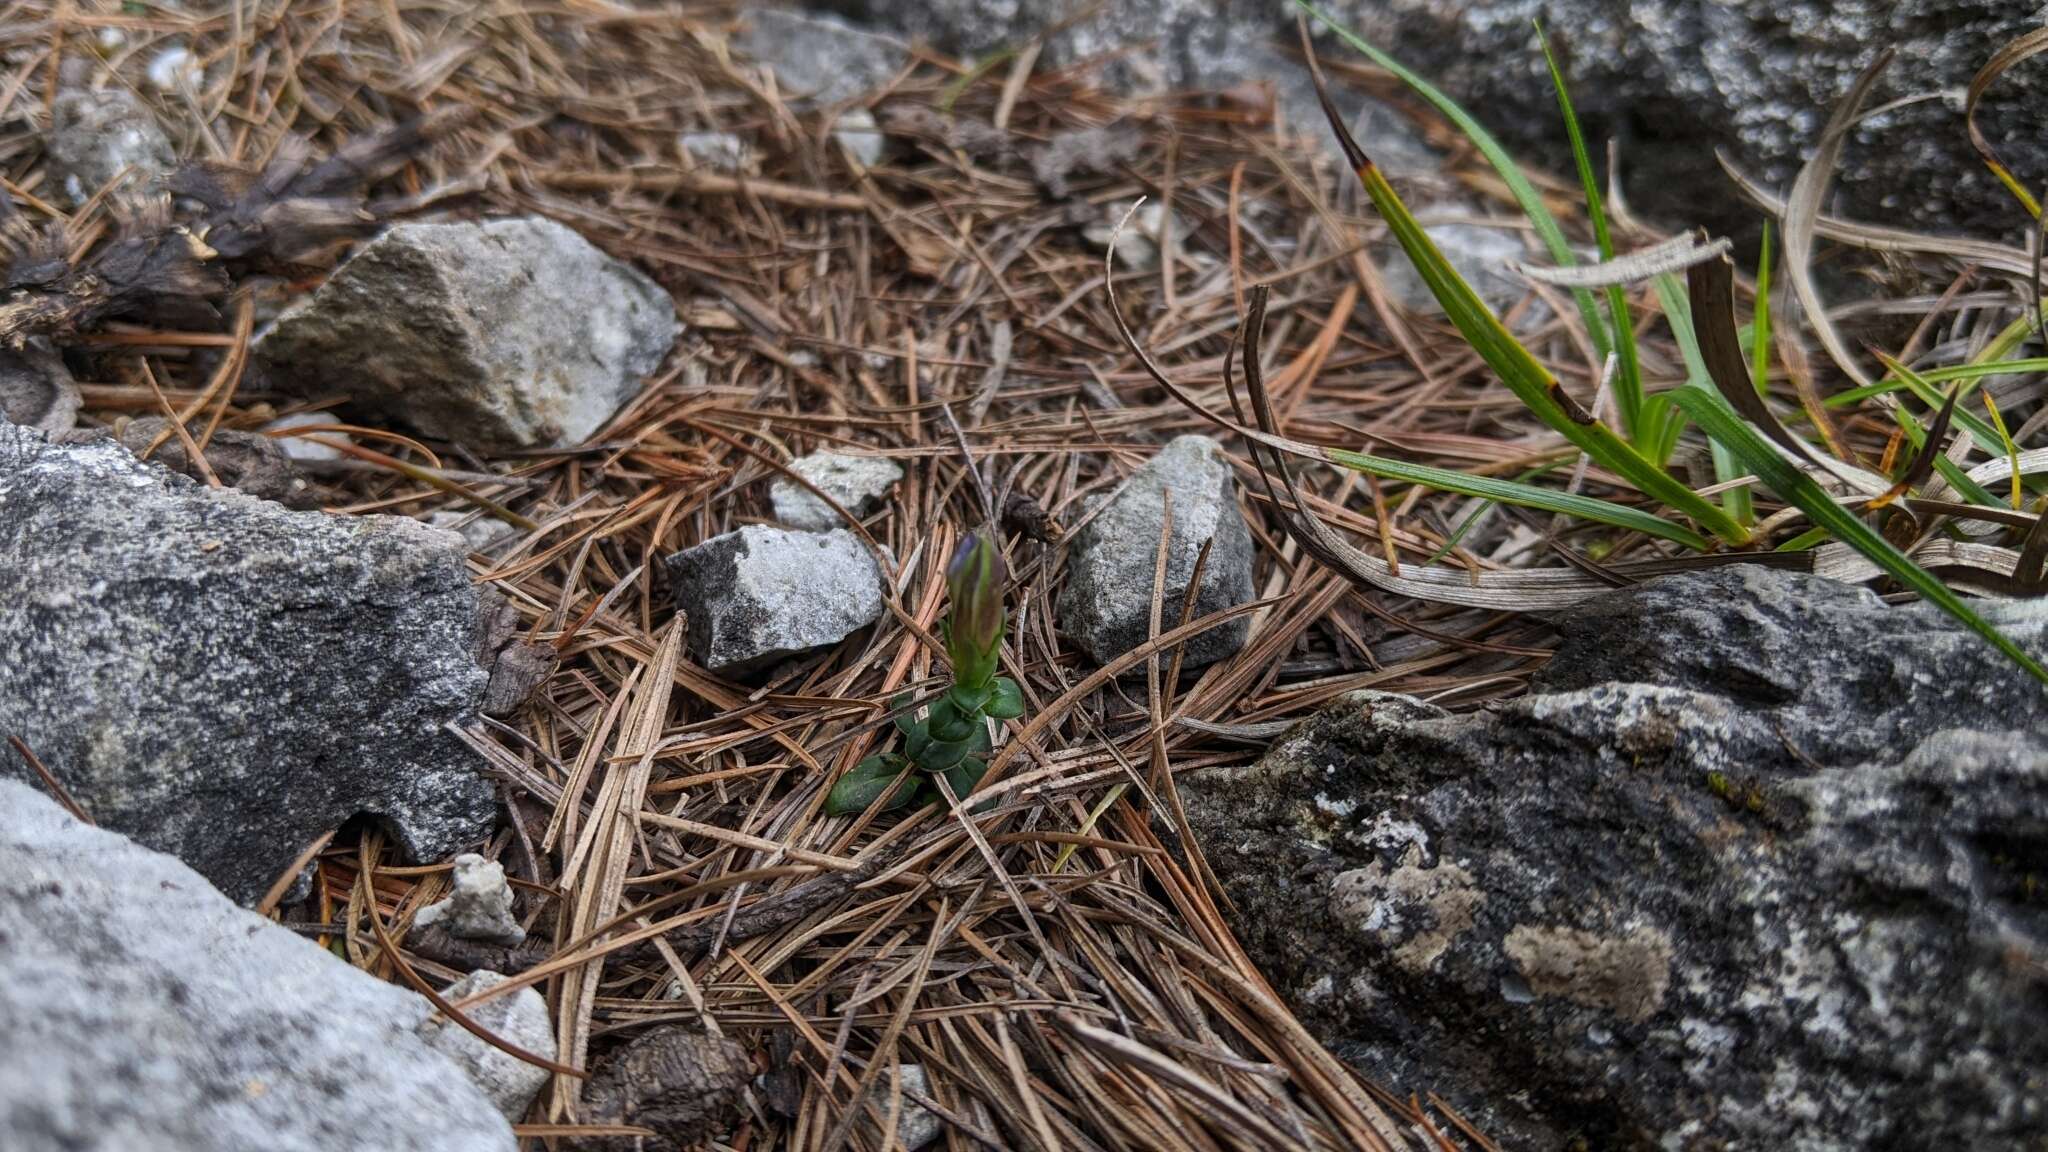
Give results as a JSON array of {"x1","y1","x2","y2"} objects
[
  {"x1": 735, "y1": 9, "x2": 909, "y2": 106},
  {"x1": 1058, "y1": 434, "x2": 1255, "y2": 668},
  {"x1": 664, "y1": 525, "x2": 885, "y2": 676},
  {"x1": 45, "y1": 88, "x2": 173, "y2": 207},
  {"x1": 416, "y1": 854, "x2": 524, "y2": 946},
  {"x1": 0, "y1": 778, "x2": 516, "y2": 1152},
  {"x1": 770, "y1": 451, "x2": 903, "y2": 531},
  {"x1": 678, "y1": 130, "x2": 751, "y2": 174},
  {"x1": 419, "y1": 970, "x2": 552, "y2": 1123},
  {"x1": 0, "y1": 423, "x2": 497, "y2": 904},
  {"x1": 1182, "y1": 565, "x2": 2048, "y2": 1150},
  {"x1": 255, "y1": 217, "x2": 679, "y2": 451},
  {"x1": 1379, "y1": 218, "x2": 1529, "y2": 317}
]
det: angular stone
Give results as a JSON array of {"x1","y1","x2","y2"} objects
[
  {"x1": 1058, "y1": 434, "x2": 1254, "y2": 668},
  {"x1": 0, "y1": 340, "x2": 79, "y2": 436},
  {"x1": 45, "y1": 88, "x2": 174, "y2": 207},
  {"x1": 678, "y1": 131, "x2": 751, "y2": 174},
  {"x1": 664, "y1": 525, "x2": 886, "y2": 677},
  {"x1": 254, "y1": 218, "x2": 679, "y2": 451},
  {"x1": 1182, "y1": 565, "x2": 2048, "y2": 1150},
  {"x1": 734, "y1": 9, "x2": 910, "y2": 106},
  {"x1": 833, "y1": 108, "x2": 885, "y2": 168},
  {"x1": 419, "y1": 970, "x2": 551, "y2": 1123},
  {"x1": 0, "y1": 779, "x2": 516, "y2": 1152},
  {"x1": 113, "y1": 416, "x2": 313, "y2": 507},
  {"x1": 416, "y1": 854, "x2": 524, "y2": 946},
  {"x1": 0, "y1": 423, "x2": 497, "y2": 904},
  {"x1": 769, "y1": 451, "x2": 903, "y2": 531},
  {"x1": 667, "y1": 522, "x2": 884, "y2": 672},
  {"x1": 262, "y1": 410, "x2": 350, "y2": 462}
]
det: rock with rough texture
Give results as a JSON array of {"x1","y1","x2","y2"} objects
[
  {"x1": 678, "y1": 130, "x2": 752, "y2": 174},
  {"x1": 735, "y1": 9, "x2": 910, "y2": 106},
  {"x1": 419, "y1": 970, "x2": 552, "y2": 1123},
  {"x1": 255, "y1": 217, "x2": 678, "y2": 451},
  {"x1": 0, "y1": 341, "x2": 79, "y2": 436},
  {"x1": 839, "y1": 0, "x2": 2045, "y2": 239},
  {"x1": 113, "y1": 416, "x2": 313, "y2": 507},
  {"x1": 868, "y1": 1064, "x2": 943, "y2": 1150},
  {"x1": 0, "y1": 423, "x2": 497, "y2": 905},
  {"x1": 417, "y1": 854, "x2": 525, "y2": 946},
  {"x1": 0, "y1": 778, "x2": 516, "y2": 1152},
  {"x1": 770, "y1": 451, "x2": 904, "y2": 531},
  {"x1": 262, "y1": 410, "x2": 350, "y2": 462},
  {"x1": 1058, "y1": 435, "x2": 1255, "y2": 668},
  {"x1": 44, "y1": 88, "x2": 174, "y2": 207},
  {"x1": 664, "y1": 525, "x2": 886, "y2": 676},
  {"x1": 1182, "y1": 565, "x2": 2048, "y2": 1150},
  {"x1": 1379, "y1": 218, "x2": 1530, "y2": 316}
]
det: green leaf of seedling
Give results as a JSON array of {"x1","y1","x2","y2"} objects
[
  {"x1": 947, "y1": 680, "x2": 993, "y2": 715},
  {"x1": 983, "y1": 676, "x2": 1025, "y2": 720},
  {"x1": 1297, "y1": 39, "x2": 1750, "y2": 548},
  {"x1": 1670, "y1": 388, "x2": 2048, "y2": 686},
  {"x1": 1327, "y1": 447, "x2": 1711, "y2": 550},
  {"x1": 825, "y1": 755, "x2": 919, "y2": 816},
  {"x1": 903, "y1": 724, "x2": 931, "y2": 763},
  {"x1": 917, "y1": 724, "x2": 991, "y2": 773},
  {"x1": 1539, "y1": 24, "x2": 1643, "y2": 438},
  {"x1": 1295, "y1": 0, "x2": 1613, "y2": 367}
]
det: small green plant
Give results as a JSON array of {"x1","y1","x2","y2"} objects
[{"x1": 826, "y1": 530, "x2": 1024, "y2": 815}]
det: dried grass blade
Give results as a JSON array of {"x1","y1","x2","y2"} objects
[{"x1": 1966, "y1": 27, "x2": 2048, "y2": 219}]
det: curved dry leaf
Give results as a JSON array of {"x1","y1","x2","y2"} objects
[
  {"x1": 1517, "y1": 233, "x2": 1732, "y2": 289},
  {"x1": 1966, "y1": 26, "x2": 2048, "y2": 220},
  {"x1": 1783, "y1": 50, "x2": 1895, "y2": 391}
]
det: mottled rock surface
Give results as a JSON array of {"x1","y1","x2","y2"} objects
[
  {"x1": 1183, "y1": 565, "x2": 2048, "y2": 1150},
  {"x1": 0, "y1": 779, "x2": 516, "y2": 1152},
  {"x1": 1058, "y1": 435, "x2": 1255, "y2": 668},
  {"x1": 419, "y1": 970, "x2": 552, "y2": 1122},
  {"x1": 835, "y1": 0, "x2": 2046, "y2": 239},
  {"x1": 0, "y1": 341, "x2": 79, "y2": 436},
  {"x1": 44, "y1": 88, "x2": 174, "y2": 207},
  {"x1": 664, "y1": 525, "x2": 886, "y2": 676},
  {"x1": 113, "y1": 416, "x2": 313, "y2": 507},
  {"x1": 255, "y1": 217, "x2": 678, "y2": 451},
  {"x1": 770, "y1": 450, "x2": 903, "y2": 531},
  {"x1": 736, "y1": 9, "x2": 910, "y2": 106},
  {"x1": 0, "y1": 423, "x2": 497, "y2": 904},
  {"x1": 417, "y1": 854, "x2": 525, "y2": 946}
]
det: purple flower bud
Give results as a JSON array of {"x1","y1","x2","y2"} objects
[{"x1": 945, "y1": 530, "x2": 1006, "y2": 691}]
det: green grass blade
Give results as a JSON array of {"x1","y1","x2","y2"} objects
[
  {"x1": 1327, "y1": 447, "x2": 1710, "y2": 549},
  {"x1": 1295, "y1": 0, "x2": 1612, "y2": 363},
  {"x1": 1829, "y1": 358, "x2": 2048, "y2": 407},
  {"x1": 1750, "y1": 222, "x2": 1774, "y2": 398},
  {"x1": 1671, "y1": 388, "x2": 2048, "y2": 685},
  {"x1": 1331, "y1": 129, "x2": 1749, "y2": 545},
  {"x1": 1869, "y1": 352, "x2": 2008, "y2": 464},
  {"x1": 1538, "y1": 25, "x2": 1643, "y2": 438},
  {"x1": 1891, "y1": 407, "x2": 2004, "y2": 508},
  {"x1": 1653, "y1": 272, "x2": 1752, "y2": 522}
]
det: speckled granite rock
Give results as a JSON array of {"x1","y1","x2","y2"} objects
[
  {"x1": 0, "y1": 422, "x2": 497, "y2": 904},
  {"x1": 1183, "y1": 565, "x2": 2048, "y2": 1149},
  {"x1": 0, "y1": 778, "x2": 516, "y2": 1152},
  {"x1": 664, "y1": 525, "x2": 886, "y2": 676},
  {"x1": 255, "y1": 217, "x2": 678, "y2": 451},
  {"x1": 44, "y1": 88, "x2": 174, "y2": 207},
  {"x1": 419, "y1": 970, "x2": 551, "y2": 1123},
  {"x1": 769, "y1": 451, "x2": 903, "y2": 531},
  {"x1": 1058, "y1": 435, "x2": 1255, "y2": 668},
  {"x1": 0, "y1": 341, "x2": 79, "y2": 436}
]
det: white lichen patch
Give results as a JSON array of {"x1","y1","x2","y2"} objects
[{"x1": 1331, "y1": 846, "x2": 1485, "y2": 974}]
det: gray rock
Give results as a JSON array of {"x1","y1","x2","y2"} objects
[
  {"x1": 262, "y1": 410, "x2": 350, "y2": 462},
  {"x1": 833, "y1": 107, "x2": 886, "y2": 167},
  {"x1": 663, "y1": 525, "x2": 886, "y2": 676},
  {"x1": 770, "y1": 450, "x2": 904, "y2": 531},
  {"x1": 678, "y1": 130, "x2": 752, "y2": 174},
  {"x1": 254, "y1": 217, "x2": 679, "y2": 451},
  {"x1": 0, "y1": 423, "x2": 497, "y2": 904},
  {"x1": 416, "y1": 854, "x2": 524, "y2": 946},
  {"x1": 0, "y1": 778, "x2": 516, "y2": 1152},
  {"x1": 1181, "y1": 565, "x2": 2048, "y2": 1150},
  {"x1": 113, "y1": 416, "x2": 313, "y2": 507},
  {"x1": 0, "y1": 340, "x2": 79, "y2": 436},
  {"x1": 1058, "y1": 434, "x2": 1255, "y2": 668},
  {"x1": 1378, "y1": 218, "x2": 1530, "y2": 316},
  {"x1": 44, "y1": 88, "x2": 174, "y2": 207},
  {"x1": 735, "y1": 9, "x2": 910, "y2": 106},
  {"x1": 868, "y1": 1064, "x2": 943, "y2": 1150},
  {"x1": 418, "y1": 970, "x2": 552, "y2": 1123}
]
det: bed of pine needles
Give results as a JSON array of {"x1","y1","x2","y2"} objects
[{"x1": 13, "y1": 2, "x2": 2018, "y2": 1150}]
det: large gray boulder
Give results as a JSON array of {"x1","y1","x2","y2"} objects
[
  {"x1": 0, "y1": 778, "x2": 517, "y2": 1152},
  {"x1": 255, "y1": 217, "x2": 678, "y2": 451},
  {"x1": 1058, "y1": 435, "x2": 1255, "y2": 668},
  {"x1": 664, "y1": 525, "x2": 887, "y2": 676},
  {"x1": 0, "y1": 423, "x2": 497, "y2": 904},
  {"x1": 832, "y1": 0, "x2": 2041, "y2": 239},
  {"x1": 1182, "y1": 565, "x2": 2048, "y2": 1149}
]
